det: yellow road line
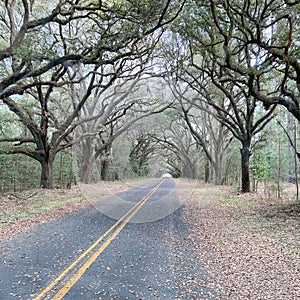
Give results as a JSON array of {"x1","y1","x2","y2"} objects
[
  {"x1": 52, "y1": 180, "x2": 163, "y2": 300},
  {"x1": 34, "y1": 179, "x2": 164, "y2": 300}
]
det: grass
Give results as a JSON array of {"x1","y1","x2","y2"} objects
[
  {"x1": 219, "y1": 197, "x2": 254, "y2": 206},
  {"x1": 0, "y1": 193, "x2": 85, "y2": 228},
  {"x1": 28, "y1": 195, "x2": 84, "y2": 213},
  {"x1": 0, "y1": 182, "x2": 132, "y2": 239},
  {"x1": 0, "y1": 211, "x2": 31, "y2": 224}
]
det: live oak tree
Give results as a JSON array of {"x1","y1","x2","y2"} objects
[
  {"x1": 0, "y1": 106, "x2": 41, "y2": 191},
  {"x1": 112, "y1": 100, "x2": 200, "y2": 179},
  {"x1": 165, "y1": 1, "x2": 277, "y2": 192},
  {"x1": 128, "y1": 131, "x2": 159, "y2": 177},
  {"x1": 105, "y1": 77, "x2": 181, "y2": 180},
  {"x1": 122, "y1": 77, "x2": 201, "y2": 179},
  {"x1": 204, "y1": 0, "x2": 300, "y2": 121},
  {"x1": 178, "y1": 56, "x2": 275, "y2": 192},
  {"x1": 74, "y1": 54, "x2": 155, "y2": 183},
  {"x1": 182, "y1": 103, "x2": 232, "y2": 184},
  {"x1": 110, "y1": 77, "x2": 176, "y2": 179},
  {"x1": 192, "y1": 64, "x2": 275, "y2": 193},
  {"x1": 162, "y1": 118, "x2": 201, "y2": 179},
  {"x1": 0, "y1": 0, "x2": 185, "y2": 188},
  {"x1": 94, "y1": 74, "x2": 174, "y2": 181},
  {"x1": 0, "y1": 0, "x2": 185, "y2": 97},
  {"x1": 150, "y1": 109, "x2": 201, "y2": 179},
  {"x1": 105, "y1": 115, "x2": 163, "y2": 180},
  {"x1": 180, "y1": 0, "x2": 300, "y2": 192},
  {"x1": 168, "y1": 81, "x2": 232, "y2": 184}
]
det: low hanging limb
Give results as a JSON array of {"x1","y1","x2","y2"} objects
[
  {"x1": 9, "y1": 191, "x2": 39, "y2": 203},
  {"x1": 277, "y1": 119, "x2": 300, "y2": 158}
]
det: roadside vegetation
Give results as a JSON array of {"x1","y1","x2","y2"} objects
[{"x1": 0, "y1": 181, "x2": 129, "y2": 240}]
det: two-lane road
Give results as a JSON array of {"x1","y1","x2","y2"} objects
[{"x1": 0, "y1": 179, "x2": 219, "y2": 299}]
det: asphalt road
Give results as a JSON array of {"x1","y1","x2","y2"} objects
[{"x1": 0, "y1": 178, "x2": 219, "y2": 299}]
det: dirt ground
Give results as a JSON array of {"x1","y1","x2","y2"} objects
[{"x1": 1, "y1": 179, "x2": 299, "y2": 299}]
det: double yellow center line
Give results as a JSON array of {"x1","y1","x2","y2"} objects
[{"x1": 34, "y1": 179, "x2": 164, "y2": 300}]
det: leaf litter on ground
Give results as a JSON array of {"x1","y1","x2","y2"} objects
[
  {"x1": 178, "y1": 180, "x2": 300, "y2": 299},
  {"x1": 0, "y1": 181, "x2": 129, "y2": 240}
]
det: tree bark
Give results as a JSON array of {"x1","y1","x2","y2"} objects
[
  {"x1": 39, "y1": 153, "x2": 54, "y2": 189},
  {"x1": 79, "y1": 138, "x2": 95, "y2": 184},
  {"x1": 101, "y1": 159, "x2": 110, "y2": 181},
  {"x1": 241, "y1": 142, "x2": 251, "y2": 193},
  {"x1": 213, "y1": 153, "x2": 224, "y2": 185},
  {"x1": 80, "y1": 162, "x2": 94, "y2": 184},
  {"x1": 204, "y1": 157, "x2": 210, "y2": 183}
]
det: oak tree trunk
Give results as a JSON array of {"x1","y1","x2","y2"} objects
[
  {"x1": 204, "y1": 158, "x2": 210, "y2": 183},
  {"x1": 40, "y1": 154, "x2": 54, "y2": 189},
  {"x1": 80, "y1": 162, "x2": 94, "y2": 184},
  {"x1": 241, "y1": 143, "x2": 251, "y2": 193},
  {"x1": 101, "y1": 159, "x2": 110, "y2": 181},
  {"x1": 79, "y1": 138, "x2": 96, "y2": 184}
]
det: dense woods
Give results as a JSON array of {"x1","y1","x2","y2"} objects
[{"x1": 0, "y1": 0, "x2": 300, "y2": 198}]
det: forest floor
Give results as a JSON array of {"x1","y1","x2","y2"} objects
[
  {"x1": 0, "y1": 181, "x2": 130, "y2": 240},
  {"x1": 0, "y1": 179, "x2": 299, "y2": 299},
  {"x1": 179, "y1": 180, "x2": 300, "y2": 299}
]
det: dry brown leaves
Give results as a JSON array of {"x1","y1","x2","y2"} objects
[
  {"x1": 0, "y1": 181, "x2": 129, "y2": 241},
  {"x1": 178, "y1": 180, "x2": 300, "y2": 299}
]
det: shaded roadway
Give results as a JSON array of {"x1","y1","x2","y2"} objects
[{"x1": 0, "y1": 178, "x2": 220, "y2": 299}]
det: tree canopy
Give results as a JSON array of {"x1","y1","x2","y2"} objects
[{"x1": 1, "y1": 0, "x2": 300, "y2": 195}]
